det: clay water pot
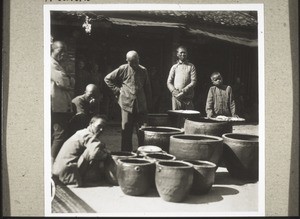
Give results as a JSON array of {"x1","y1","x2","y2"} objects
[
  {"x1": 167, "y1": 110, "x2": 201, "y2": 128},
  {"x1": 139, "y1": 126, "x2": 184, "y2": 153},
  {"x1": 104, "y1": 151, "x2": 137, "y2": 185},
  {"x1": 222, "y1": 133, "x2": 259, "y2": 180},
  {"x1": 117, "y1": 158, "x2": 155, "y2": 196},
  {"x1": 169, "y1": 134, "x2": 223, "y2": 165},
  {"x1": 185, "y1": 160, "x2": 217, "y2": 195},
  {"x1": 137, "y1": 145, "x2": 164, "y2": 156},
  {"x1": 155, "y1": 160, "x2": 193, "y2": 202},
  {"x1": 144, "y1": 153, "x2": 176, "y2": 163},
  {"x1": 184, "y1": 118, "x2": 232, "y2": 137},
  {"x1": 147, "y1": 113, "x2": 171, "y2": 126},
  {"x1": 144, "y1": 153, "x2": 176, "y2": 188}
]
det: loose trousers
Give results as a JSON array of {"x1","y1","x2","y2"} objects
[{"x1": 121, "y1": 106, "x2": 147, "y2": 152}]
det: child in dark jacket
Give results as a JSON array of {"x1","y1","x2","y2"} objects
[{"x1": 205, "y1": 72, "x2": 239, "y2": 118}]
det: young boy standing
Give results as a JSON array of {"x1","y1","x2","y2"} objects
[{"x1": 205, "y1": 72, "x2": 238, "y2": 118}]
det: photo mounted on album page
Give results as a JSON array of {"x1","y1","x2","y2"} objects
[{"x1": 44, "y1": 3, "x2": 265, "y2": 216}]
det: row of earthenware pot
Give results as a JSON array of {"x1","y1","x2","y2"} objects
[
  {"x1": 107, "y1": 152, "x2": 217, "y2": 203},
  {"x1": 139, "y1": 115, "x2": 259, "y2": 181}
]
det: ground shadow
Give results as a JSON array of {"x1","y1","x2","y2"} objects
[
  {"x1": 184, "y1": 186, "x2": 239, "y2": 204},
  {"x1": 214, "y1": 171, "x2": 258, "y2": 186}
]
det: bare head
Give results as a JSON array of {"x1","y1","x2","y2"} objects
[
  {"x1": 51, "y1": 41, "x2": 67, "y2": 62},
  {"x1": 89, "y1": 114, "x2": 107, "y2": 135},
  {"x1": 126, "y1": 50, "x2": 139, "y2": 68},
  {"x1": 210, "y1": 72, "x2": 223, "y2": 86},
  {"x1": 85, "y1": 84, "x2": 98, "y2": 100},
  {"x1": 176, "y1": 46, "x2": 188, "y2": 62}
]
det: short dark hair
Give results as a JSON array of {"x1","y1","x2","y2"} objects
[
  {"x1": 89, "y1": 114, "x2": 108, "y2": 125},
  {"x1": 210, "y1": 72, "x2": 222, "y2": 80},
  {"x1": 176, "y1": 46, "x2": 187, "y2": 53}
]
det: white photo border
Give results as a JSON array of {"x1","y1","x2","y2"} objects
[{"x1": 44, "y1": 3, "x2": 265, "y2": 217}]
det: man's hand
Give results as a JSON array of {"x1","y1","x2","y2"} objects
[
  {"x1": 174, "y1": 91, "x2": 184, "y2": 101},
  {"x1": 172, "y1": 89, "x2": 180, "y2": 97}
]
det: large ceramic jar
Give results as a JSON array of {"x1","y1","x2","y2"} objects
[
  {"x1": 139, "y1": 126, "x2": 184, "y2": 153},
  {"x1": 184, "y1": 118, "x2": 232, "y2": 137},
  {"x1": 117, "y1": 158, "x2": 155, "y2": 196},
  {"x1": 222, "y1": 133, "x2": 259, "y2": 180},
  {"x1": 167, "y1": 110, "x2": 201, "y2": 128},
  {"x1": 104, "y1": 151, "x2": 137, "y2": 185},
  {"x1": 185, "y1": 160, "x2": 217, "y2": 194},
  {"x1": 155, "y1": 160, "x2": 193, "y2": 202},
  {"x1": 169, "y1": 134, "x2": 223, "y2": 165}
]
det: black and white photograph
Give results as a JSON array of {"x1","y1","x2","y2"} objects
[{"x1": 44, "y1": 4, "x2": 265, "y2": 216}]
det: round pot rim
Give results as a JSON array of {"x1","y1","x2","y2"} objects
[
  {"x1": 167, "y1": 110, "x2": 201, "y2": 115},
  {"x1": 170, "y1": 134, "x2": 223, "y2": 141},
  {"x1": 156, "y1": 160, "x2": 193, "y2": 168},
  {"x1": 139, "y1": 126, "x2": 184, "y2": 134},
  {"x1": 222, "y1": 133, "x2": 259, "y2": 142},
  {"x1": 111, "y1": 151, "x2": 137, "y2": 156},
  {"x1": 145, "y1": 153, "x2": 176, "y2": 159},
  {"x1": 183, "y1": 160, "x2": 217, "y2": 168},
  {"x1": 185, "y1": 118, "x2": 230, "y2": 124},
  {"x1": 137, "y1": 145, "x2": 163, "y2": 153},
  {"x1": 118, "y1": 158, "x2": 153, "y2": 166}
]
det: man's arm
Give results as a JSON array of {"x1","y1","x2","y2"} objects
[
  {"x1": 167, "y1": 66, "x2": 176, "y2": 93},
  {"x1": 205, "y1": 87, "x2": 214, "y2": 118},
  {"x1": 72, "y1": 97, "x2": 86, "y2": 114},
  {"x1": 228, "y1": 86, "x2": 237, "y2": 117},
  {"x1": 104, "y1": 68, "x2": 121, "y2": 98},
  {"x1": 51, "y1": 63, "x2": 74, "y2": 91}
]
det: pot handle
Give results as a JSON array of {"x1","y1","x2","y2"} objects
[
  {"x1": 157, "y1": 167, "x2": 162, "y2": 172},
  {"x1": 135, "y1": 166, "x2": 140, "y2": 172}
]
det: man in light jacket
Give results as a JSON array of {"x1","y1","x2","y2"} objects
[
  {"x1": 51, "y1": 41, "x2": 75, "y2": 163},
  {"x1": 104, "y1": 50, "x2": 152, "y2": 151},
  {"x1": 167, "y1": 46, "x2": 197, "y2": 110}
]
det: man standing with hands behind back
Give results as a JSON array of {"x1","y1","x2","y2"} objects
[
  {"x1": 167, "y1": 46, "x2": 197, "y2": 110},
  {"x1": 104, "y1": 50, "x2": 152, "y2": 152}
]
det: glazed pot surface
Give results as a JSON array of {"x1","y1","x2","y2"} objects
[
  {"x1": 139, "y1": 126, "x2": 184, "y2": 153},
  {"x1": 167, "y1": 110, "x2": 201, "y2": 128},
  {"x1": 104, "y1": 151, "x2": 137, "y2": 185},
  {"x1": 185, "y1": 160, "x2": 217, "y2": 194},
  {"x1": 222, "y1": 133, "x2": 259, "y2": 180},
  {"x1": 155, "y1": 160, "x2": 193, "y2": 202},
  {"x1": 117, "y1": 158, "x2": 155, "y2": 196},
  {"x1": 184, "y1": 118, "x2": 232, "y2": 137},
  {"x1": 169, "y1": 134, "x2": 223, "y2": 165}
]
